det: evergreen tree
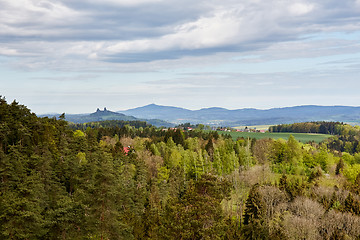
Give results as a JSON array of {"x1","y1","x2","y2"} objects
[
  {"x1": 344, "y1": 192, "x2": 360, "y2": 215},
  {"x1": 335, "y1": 158, "x2": 344, "y2": 175},
  {"x1": 243, "y1": 184, "x2": 268, "y2": 239},
  {"x1": 353, "y1": 172, "x2": 360, "y2": 194},
  {"x1": 205, "y1": 137, "x2": 214, "y2": 161}
]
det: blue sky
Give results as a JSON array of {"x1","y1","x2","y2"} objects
[{"x1": 1, "y1": 0, "x2": 360, "y2": 114}]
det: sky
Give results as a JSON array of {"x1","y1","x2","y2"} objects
[{"x1": 1, "y1": 0, "x2": 360, "y2": 114}]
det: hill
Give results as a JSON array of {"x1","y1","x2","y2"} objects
[
  {"x1": 41, "y1": 108, "x2": 173, "y2": 127},
  {"x1": 120, "y1": 104, "x2": 193, "y2": 120},
  {"x1": 119, "y1": 104, "x2": 360, "y2": 126}
]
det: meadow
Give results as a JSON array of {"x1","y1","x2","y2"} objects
[
  {"x1": 233, "y1": 125, "x2": 272, "y2": 131},
  {"x1": 219, "y1": 131, "x2": 332, "y2": 143}
]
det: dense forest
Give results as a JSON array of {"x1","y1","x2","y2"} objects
[
  {"x1": 269, "y1": 121, "x2": 356, "y2": 135},
  {"x1": 1, "y1": 97, "x2": 360, "y2": 239}
]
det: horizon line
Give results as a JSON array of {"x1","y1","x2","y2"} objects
[{"x1": 36, "y1": 103, "x2": 360, "y2": 115}]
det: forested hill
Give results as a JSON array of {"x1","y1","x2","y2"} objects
[
  {"x1": 119, "y1": 104, "x2": 360, "y2": 125},
  {"x1": 2, "y1": 97, "x2": 360, "y2": 239},
  {"x1": 41, "y1": 107, "x2": 174, "y2": 127}
]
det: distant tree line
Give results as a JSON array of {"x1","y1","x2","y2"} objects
[
  {"x1": 70, "y1": 120, "x2": 151, "y2": 130},
  {"x1": 269, "y1": 121, "x2": 343, "y2": 135}
]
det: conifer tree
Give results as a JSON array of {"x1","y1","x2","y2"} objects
[
  {"x1": 243, "y1": 184, "x2": 268, "y2": 239},
  {"x1": 335, "y1": 158, "x2": 344, "y2": 175},
  {"x1": 353, "y1": 172, "x2": 360, "y2": 194},
  {"x1": 205, "y1": 137, "x2": 214, "y2": 161},
  {"x1": 344, "y1": 192, "x2": 360, "y2": 215}
]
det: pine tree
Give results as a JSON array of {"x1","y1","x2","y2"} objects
[
  {"x1": 353, "y1": 172, "x2": 360, "y2": 194},
  {"x1": 243, "y1": 184, "x2": 268, "y2": 239},
  {"x1": 335, "y1": 158, "x2": 344, "y2": 175},
  {"x1": 172, "y1": 128, "x2": 185, "y2": 147},
  {"x1": 344, "y1": 192, "x2": 360, "y2": 215},
  {"x1": 205, "y1": 138, "x2": 214, "y2": 161}
]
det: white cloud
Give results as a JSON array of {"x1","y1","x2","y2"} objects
[
  {"x1": 85, "y1": 0, "x2": 163, "y2": 6},
  {"x1": 95, "y1": 0, "x2": 360, "y2": 61},
  {"x1": 0, "y1": 0, "x2": 83, "y2": 26},
  {"x1": 103, "y1": 9, "x2": 242, "y2": 54},
  {"x1": 0, "y1": 47, "x2": 19, "y2": 56},
  {"x1": 288, "y1": 2, "x2": 315, "y2": 16}
]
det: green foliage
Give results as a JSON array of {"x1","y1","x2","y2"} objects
[
  {"x1": 73, "y1": 129, "x2": 85, "y2": 138},
  {"x1": 342, "y1": 164, "x2": 360, "y2": 183},
  {"x1": 308, "y1": 166, "x2": 323, "y2": 183},
  {"x1": 342, "y1": 152, "x2": 355, "y2": 165},
  {"x1": 157, "y1": 166, "x2": 170, "y2": 183},
  {"x1": 2, "y1": 97, "x2": 360, "y2": 239},
  {"x1": 77, "y1": 152, "x2": 87, "y2": 165},
  {"x1": 279, "y1": 174, "x2": 307, "y2": 200},
  {"x1": 161, "y1": 174, "x2": 231, "y2": 239},
  {"x1": 269, "y1": 121, "x2": 343, "y2": 135},
  {"x1": 313, "y1": 148, "x2": 329, "y2": 172}
]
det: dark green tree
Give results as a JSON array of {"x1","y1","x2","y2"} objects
[
  {"x1": 335, "y1": 158, "x2": 344, "y2": 175},
  {"x1": 344, "y1": 192, "x2": 360, "y2": 215},
  {"x1": 242, "y1": 184, "x2": 268, "y2": 240},
  {"x1": 205, "y1": 138, "x2": 214, "y2": 161},
  {"x1": 172, "y1": 128, "x2": 185, "y2": 147}
]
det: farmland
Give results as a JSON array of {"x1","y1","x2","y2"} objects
[
  {"x1": 219, "y1": 131, "x2": 332, "y2": 143},
  {"x1": 233, "y1": 125, "x2": 272, "y2": 131}
]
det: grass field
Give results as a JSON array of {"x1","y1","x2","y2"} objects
[
  {"x1": 219, "y1": 131, "x2": 332, "y2": 143},
  {"x1": 233, "y1": 125, "x2": 272, "y2": 131}
]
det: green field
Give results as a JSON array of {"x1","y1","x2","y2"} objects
[
  {"x1": 233, "y1": 125, "x2": 272, "y2": 131},
  {"x1": 219, "y1": 131, "x2": 332, "y2": 143}
]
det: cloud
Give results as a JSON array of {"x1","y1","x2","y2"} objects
[
  {"x1": 288, "y1": 3, "x2": 315, "y2": 16},
  {"x1": 85, "y1": 0, "x2": 163, "y2": 6},
  {"x1": 0, "y1": 0, "x2": 360, "y2": 69},
  {"x1": 31, "y1": 74, "x2": 99, "y2": 82},
  {"x1": 94, "y1": 0, "x2": 360, "y2": 62},
  {"x1": 0, "y1": 0, "x2": 84, "y2": 40}
]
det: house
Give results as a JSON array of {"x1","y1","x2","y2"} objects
[{"x1": 123, "y1": 146, "x2": 130, "y2": 155}]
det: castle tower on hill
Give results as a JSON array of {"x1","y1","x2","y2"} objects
[{"x1": 96, "y1": 107, "x2": 108, "y2": 112}]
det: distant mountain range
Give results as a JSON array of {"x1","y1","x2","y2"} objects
[
  {"x1": 118, "y1": 104, "x2": 360, "y2": 126},
  {"x1": 41, "y1": 104, "x2": 360, "y2": 127}
]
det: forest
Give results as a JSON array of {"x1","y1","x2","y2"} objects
[
  {"x1": 269, "y1": 121, "x2": 353, "y2": 135},
  {"x1": 1, "y1": 97, "x2": 360, "y2": 239}
]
